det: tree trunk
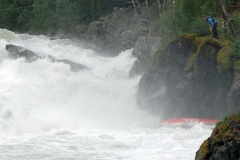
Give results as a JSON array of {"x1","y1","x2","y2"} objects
[
  {"x1": 132, "y1": 0, "x2": 136, "y2": 8},
  {"x1": 135, "y1": 0, "x2": 141, "y2": 8},
  {"x1": 220, "y1": 0, "x2": 237, "y2": 40},
  {"x1": 164, "y1": 0, "x2": 167, "y2": 9},
  {"x1": 145, "y1": 0, "x2": 148, "y2": 7},
  {"x1": 132, "y1": 0, "x2": 142, "y2": 14},
  {"x1": 157, "y1": 0, "x2": 161, "y2": 10}
]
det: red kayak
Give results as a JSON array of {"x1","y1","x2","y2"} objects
[{"x1": 162, "y1": 118, "x2": 219, "y2": 124}]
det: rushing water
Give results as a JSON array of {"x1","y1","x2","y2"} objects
[{"x1": 0, "y1": 29, "x2": 213, "y2": 160}]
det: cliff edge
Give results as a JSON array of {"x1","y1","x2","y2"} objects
[{"x1": 137, "y1": 34, "x2": 240, "y2": 120}]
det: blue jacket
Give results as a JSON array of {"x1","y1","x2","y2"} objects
[{"x1": 206, "y1": 16, "x2": 217, "y2": 27}]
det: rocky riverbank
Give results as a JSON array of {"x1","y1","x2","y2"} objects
[
  {"x1": 77, "y1": 8, "x2": 240, "y2": 121},
  {"x1": 28, "y1": 4, "x2": 239, "y2": 122},
  {"x1": 136, "y1": 34, "x2": 240, "y2": 120},
  {"x1": 69, "y1": 6, "x2": 154, "y2": 56},
  {"x1": 22, "y1": 5, "x2": 240, "y2": 158},
  {"x1": 196, "y1": 113, "x2": 240, "y2": 160}
]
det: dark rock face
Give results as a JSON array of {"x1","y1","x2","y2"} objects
[
  {"x1": 137, "y1": 35, "x2": 236, "y2": 120},
  {"x1": 227, "y1": 72, "x2": 240, "y2": 114},
  {"x1": 189, "y1": 41, "x2": 233, "y2": 119},
  {"x1": 129, "y1": 36, "x2": 161, "y2": 77},
  {"x1": 85, "y1": 7, "x2": 151, "y2": 55},
  {"x1": 6, "y1": 44, "x2": 41, "y2": 62},
  {"x1": 195, "y1": 114, "x2": 240, "y2": 160},
  {"x1": 5, "y1": 44, "x2": 87, "y2": 71}
]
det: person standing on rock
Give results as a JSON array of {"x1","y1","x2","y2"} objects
[{"x1": 203, "y1": 15, "x2": 219, "y2": 39}]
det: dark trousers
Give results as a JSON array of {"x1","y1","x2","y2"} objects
[{"x1": 212, "y1": 24, "x2": 219, "y2": 39}]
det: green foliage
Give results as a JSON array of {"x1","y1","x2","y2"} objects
[
  {"x1": 189, "y1": 17, "x2": 209, "y2": 36},
  {"x1": 0, "y1": 0, "x2": 112, "y2": 33},
  {"x1": 230, "y1": 38, "x2": 240, "y2": 60},
  {"x1": 200, "y1": 0, "x2": 220, "y2": 16},
  {"x1": 149, "y1": 0, "x2": 224, "y2": 46},
  {"x1": 180, "y1": 0, "x2": 200, "y2": 19},
  {"x1": 157, "y1": 6, "x2": 188, "y2": 45},
  {"x1": 232, "y1": 11, "x2": 240, "y2": 35},
  {"x1": 0, "y1": 0, "x2": 34, "y2": 32}
]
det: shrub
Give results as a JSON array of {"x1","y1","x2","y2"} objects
[
  {"x1": 157, "y1": 8, "x2": 189, "y2": 45},
  {"x1": 232, "y1": 11, "x2": 240, "y2": 35},
  {"x1": 230, "y1": 38, "x2": 240, "y2": 61},
  {"x1": 189, "y1": 17, "x2": 209, "y2": 36}
]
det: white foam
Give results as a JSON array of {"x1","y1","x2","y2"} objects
[{"x1": 0, "y1": 29, "x2": 211, "y2": 160}]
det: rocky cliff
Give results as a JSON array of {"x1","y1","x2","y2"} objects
[
  {"x1": 83, "y1": 7, "x2": 152, "y2": 55},
  {"x1": 195, "y1": 113, "x2": 240, "y2": 160},
  {"x1": 137, "y1": 34, "x2": 240, "y2": 120},
  {"x1": 66, "y1": 5, "x2": 239, "y2": 121}
]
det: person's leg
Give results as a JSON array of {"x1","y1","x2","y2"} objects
[
  {"x1": 212, "y1": 24, "x2": 218, "y2": 39},
  {"x1": 215, "y1": 25, "x2": 219, "y2": 39}
]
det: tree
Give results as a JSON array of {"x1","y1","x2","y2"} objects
[{"x1": 220, "y1": 0, "x2": 238, "y2": 40}]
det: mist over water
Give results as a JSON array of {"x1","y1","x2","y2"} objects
[{"x1": 0, "y1": 29, "x2": 213, "y2": 160}]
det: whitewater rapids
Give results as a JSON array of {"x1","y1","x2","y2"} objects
[{"x1": 0, "y1": 29, "x2": 213, "y2": 160}]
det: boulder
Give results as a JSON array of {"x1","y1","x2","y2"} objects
[
  {"x1": 195, "y1": 113, "x2": 240, "y2": 160},
  {"x1": 5, "y1": 44, "x2": 87, "y2": 71},
  {"x1": 85, "y1": 7, "x2": 151, "y2": 55},
  {"x1": 137, "y1": 34, "x2": 236, "y2": 119},
  {"x1": 5, "y1": 44, "x2": 41, "y2": 62},
  {"x1": 129, "y1": 36, "x2": 161, "y2": 77}
]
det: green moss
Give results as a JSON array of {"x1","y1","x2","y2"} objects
[
  {"x1": 216, "y1": 40, "x2": 233, "y2": 72},
  {"x1": 214, "y1": 113, "x2": 240, "y2": 142},
  {"x1": 152, "y1": 47, "x2": 165, "y2": 65},
  {"x1": 153, "y1": 33, "x2": 234, "y2": 73},
  {"x1": 183, "y1": 35, "x2": 233, "y2": 72},
  {"x1": 184, "y1": 45, "x2": 198, "y2": 72},
  {"x1": 152, "y1": 45, "x2": 183, "y2": 69},
  {"x1": 184, "y1": 35, "x2": 220, "y2": 72},
  {"x1": 200, "y1": 140, "x2": 210, "y2": 158},
  {"x1": 180, "y1": 33, "x2": 198, "y2": 41}
]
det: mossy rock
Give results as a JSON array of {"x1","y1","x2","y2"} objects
[
  {"x1": 196, "y1": 113, "x2": 240, "y2": 160},
  {"x1": 153, "y1": 34, "x2": 233, "y2": 73}
]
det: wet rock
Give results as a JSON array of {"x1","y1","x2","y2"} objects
[
  {"x1": 85, "y1": 7, "x2": 151, "y2": 55},
  {"x1": 5, "y1": 44, "x2": 41, "y2": 62},
  {"x1": 137, "y1": 34, "x2": 236, "y2": 119},
  {"x1": 130, "y1": 36, "x2": 161, "y2": 77},
  {"x1": 196, "y1": 114, "x2": 240, "y2": 160},
  {"x1": 5, "y1": 44, "x2": 87, "y2": 71}
]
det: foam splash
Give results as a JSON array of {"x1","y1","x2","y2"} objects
[{"x1": 0, "y1": 31, "x2": 159, "y2": 136}]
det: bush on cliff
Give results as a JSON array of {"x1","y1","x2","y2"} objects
[
  {"x1": 232, "y1": 11, "x2": 240, "y2": 35},
  {"x1": 153, "y1": 0, "x2": 220, "y2": 45},
  {"x1": 230, "y1": 38, "x2": 240, "y2": 61}
]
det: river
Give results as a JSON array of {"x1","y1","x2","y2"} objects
[{"x1": 0, "y1": 29, "x2": 213, "y2": 160}]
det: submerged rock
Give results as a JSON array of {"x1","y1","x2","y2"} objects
[
  {"x1": 195, "y1": 113, "x2": 240, "y2": 160},
  {"x1": 6, "y1": 44, "x2": 41, "y2": 62},
  {"x1": 5, "y1": 44, "x2": 87, "y2": 71}
]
